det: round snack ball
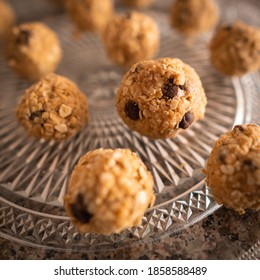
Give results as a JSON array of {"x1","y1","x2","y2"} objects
[
  {"x1": 121, "y1": 0, "x2": 152, "y2": 8},
  {"x1": 16, "y1": 73, "x2": 88, "y2": 140},
  {"x1": 64, "y1": 148, "x2": 155, "y2": 235},
  {"x1": 4, "y1": 22, "x2": 62, "y2": 80},
  {"x1": 0, "y1": 0, "x2": 15, "y2": 41},
  {"x1": 204, "y1": 124, "x2": 260, "y2": 214},
  {"x1": 102, "y1": 11, "x2": 160, "y2": 68},
  {"x1": 170, "y1": 0, "x2": 219, "y2": 37},
  {"x1": 65, "y1": 0, "x2": 113, "y2": 34},
  {"x1": 116, "y1": 57, "x2": 207, "y2": 139},
  {"x1": 209, "y1": 21, "x2": 260, "y2": 76}
]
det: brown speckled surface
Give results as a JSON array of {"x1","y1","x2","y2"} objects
[{"x1": 1, "y1": 207, "x2": 259, "y2": 260}]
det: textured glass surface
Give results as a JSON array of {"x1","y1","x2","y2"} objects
[{"x1": 0, "y1": 0, "x2": 259, "y2": 251}]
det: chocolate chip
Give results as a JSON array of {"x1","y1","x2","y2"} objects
[
  {"x1": 162, "y1": 78, "x2": 179, "y2": 99},
  {"x1": 125, "y1": 101, "x2": 140, "y2": 120},
  {"x1": 179, "y1": 112, "x2": 193, "y2": 129},
  {"x1": 234, "y1": 125, "x2": 244, "y2": 132},
  {"x1": 70, "y1": 193, "x2": 93, "y2": 223},
  {"x1": 29, "y1": 110, "x2": 45, "y2": 121},
  {"x1": 179, "y1": 84, "x2": 186, "y2": 91},
  {"x1": 135, "y1": 63, "x2": 144, "y2": 73},
  {"x1": 218, "y1": 152, "x2": 226, "y2": 163},
  {"x1": 125, "y1": 12, "x2": 132, "y2": 19},
  {"x1": 16, "y1": 29, "x2": 31, "y2": 45},
  {"x1": 243, "y1": 159, "x2": 258, "y2": 170},
  {"x1": 223, "y1": 25, "x2": 232, "y2": 31},
  {"x1": 137, "y1": 33, "x2": 143, "y2": 40}
]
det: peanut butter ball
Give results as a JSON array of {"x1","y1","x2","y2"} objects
[
  {"x1": 4, "y1": 22, "x2": 62, "y2": 80},
  {"x1": 0, "y1": 0, "x2": 15, "y2": 41},
  {"x1": 170, "y1": 0, "x2": 219, "y2": 37},
  {"x1": 65, "y1": 148, "x2": 155, "y2": 235},
  {"x1": 116, "y1": 58, "x2": 207, "y2": 139},
  {"x1": 204, "y1": 124, "x2": 260, "y2": 214},
  {"x1": 65, "y1": 0, "x2": 113, "y2": 34},
  {"x1": 102, "y1": 11, "x2": 160, "y2": 67},
  {"x1": 16, "y1": 73, "x2": 88, "y2": 140},
  {"x1": 210, "y1": 21, "x2": 260, "y2": 76}
]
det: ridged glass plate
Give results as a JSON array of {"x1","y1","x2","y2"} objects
[{"x1": 0, "y1": 0, "x2": 259, "y2": 251}]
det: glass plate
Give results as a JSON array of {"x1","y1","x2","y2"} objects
[{"x1": 0, "y1": 0, "x2": 259, "y2": 252}]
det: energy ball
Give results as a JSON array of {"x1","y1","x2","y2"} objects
[
  {"x1": 122, "y1": 0, "x2": 153, "y2": 8},
  {"x1": 102, "y1": 11, "x2": 160, "y2": 68},
  {"x1": 170, "y1": 0, "x2": 219, "y2": 37},
  {"x1": 4, "y1": 22, "x2": 62, "y2": 80},
  {"x1": 64, "y1": 148, "x2": 155, "y2": 235},
  {"x1": 116, "y1": 57, "x2": 207, "y2": 139},
  {"x1": 65, "y1": 0, "x2": 113, "y2": 34},
  {"x1": 16, "y1": 73, "x2": 88, "y2": 140},
  {"x1": 210, "y1": 21, "x2": 260, "y2": 76},
  {"x1": 0, "y1": 0, "x2": 15, "y2": 41},
  {"x1": 204, "y1": 124, "x2": 260, "y2": 214}
]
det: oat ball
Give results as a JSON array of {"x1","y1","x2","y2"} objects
[
  {"x1": 116, "y1": 57, "x2": 207, "y2": 139},
  {"x1": 204, "y1": 124, "x2": 260, "y2": 214},
  {"x1": 102, "y1": 11, "x2": 160, "y2": 68},
  {"x1": 4, "y1": 22, "x2": 62, "y2": 80},
  {"x1": 170, "y1": 0, "x2": 219, "y2": 37},
  {"x1": 65, "y1": 0, "x2": 113, "y2": 34},
  {"x1": 209, "y1": 21, "x2": 260, "y2": 76},
  {"x1": 16, "y1": 73, "x2": 88, "y2": 140},
  {"x1": 64, "y1": 148, "x2": 155, "y2": 235},
  {"x1": 122, "y1": 0, "x2": 153, "y2": 8},
  {"x1": 0, "y1": 0, "x2": 15, "y2": 41}
]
